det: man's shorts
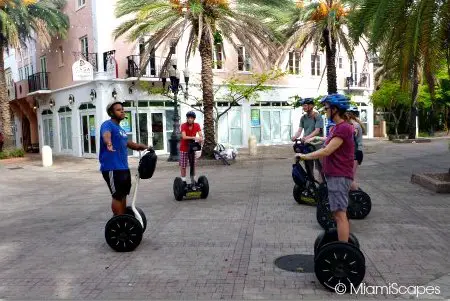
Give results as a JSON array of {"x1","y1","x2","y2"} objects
[
  {"x1": 179, "y1": 151, "x2": 196, "y2": 168},
  {"x1": 102, "y1": 169, "x2": 132, "y2": 200},
  {"x1": 355, "y1": 150, "x2": 364, "y2": 165},
  {"x1": 325, "y1": 176, "x2": 352, "y2": 212}
]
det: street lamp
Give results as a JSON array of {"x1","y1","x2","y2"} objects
[{"x1": 167, "y1": 64, "x2": 190, "y2": 161}]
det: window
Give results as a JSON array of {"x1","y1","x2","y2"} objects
[
  {"x1": 58, "y1": 46, "x2": 64, "y2": 66},
  {"x1": 237, "y1": 46, "x2": 251, "y2": 71},
  {"x1": 24, "y1": 65, "x2": 29, "y2": 78},
  {"x1": 40, "y1": 56, "x2": 47, "y2": 73},
  {"x1": 338, "y1": 57, "x2": 343, "y2": 69},
  {"x1": 77, "y1": 0, "x2": 86, "y2": 9},
  {"x1": 354, "y1": 61, "x2": 358, "y2": 85},
  {"x1": 214, "y1": 44, "x2": 223, "y2": 70},
  {"x1": 18, "y1": 68, "x2": 23, "y2": 80},
  {"x1": 288, "y1": 51, "x2": 301, "y2": 74},
  {"x1": 80, "y1": 36, "x2": 88, "y2": 59},
  {"x1": 311, "y1": 54, "x2": 321, "y2": 76}
]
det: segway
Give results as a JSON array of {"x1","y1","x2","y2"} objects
[
  {"x1": 314, "y1": 228, "x2": 366, "y2": 292},
  {"x1": 316, "y1": 188, "x2": 371, "y2": 230},
  {"x1": 104, "y1": 148, "x2": 157, "y2": 252},
  {"x1": 292, "y1": 140, "x2": 372, "y2": 228},
  {"x1": 292, "y1": 139, "x2": 322, "y2": 206},
  {"x1": 173, "y1": 141, "x2": 209, "y2": 201}
]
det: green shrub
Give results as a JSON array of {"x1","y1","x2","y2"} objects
[{"x1": 0, "y1": 148, "x2": 25, "y2": 160}]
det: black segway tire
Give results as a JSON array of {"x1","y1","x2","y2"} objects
[
  {"x1": 348, "y1": 190, "x2": 372, "y2": 219},
  {"x1": 198, "y1": 175, "x2": 209, "y2": 199},
  {"x1": 316, "y1": 199, "x2": 336, "y2": 230},
  {"x1": 105, "y1": 215, "x2": 143, "y2": 252},
  {"x1": 315, "y1": 242, "x2": 366, "y2": 292},
  {"x1": 125, "y1": 206, "x2": 147, "y2": 232},
  {"x1": 314, "y1": 229, "x2": 360, "y2": 258},
  {"x1": 293, "y1": 184, "x2": 304, "y2": 204},
  {"x1": 173, "y1": 177, "x2": 185, "y2": 201}
]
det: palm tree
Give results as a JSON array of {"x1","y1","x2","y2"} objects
[
  {"x1": 265, "y1": 0, "x2": 357, "y2": 95},
  {"x1": 0, "y1": 0, "x2": 69, "y2": 150},
  {"x1": 350, "y1": 0, "x2": 449, "y2": 138},
  {"x1": 114, "y1": 0, "x2": 280, "y2": 158}
]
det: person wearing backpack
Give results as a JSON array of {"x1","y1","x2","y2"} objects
[{"x1": 292, "y1": 98, "x2": 324, "y2": 181}]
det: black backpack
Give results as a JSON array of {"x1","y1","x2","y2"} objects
[{"x1": 138, "y1": 149, "x2": 157, "y2": 179}]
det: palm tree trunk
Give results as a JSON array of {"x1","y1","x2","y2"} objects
[
  {"x1": 199, "y1": 27, "x2": 215, "y2": 158},
  {"x1": 408, "y1": 62, "x2": 419, "y2": 139},
  {"x1": 324, "y1": 29, "x2": 337, "y2": 94},
  {"x1": 0, "y1": 44, "x2": 14, "y2": 150}
]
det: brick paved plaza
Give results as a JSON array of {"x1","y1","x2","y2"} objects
[{"x1": 0, "y1": 139, "x2": 449, "y2": 300}]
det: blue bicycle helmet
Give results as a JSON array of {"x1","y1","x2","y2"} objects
[
  {"x1": 320, "y1": 94, "x2": 350, "y2": 111},
  {"x1": 186, "y1": 111, "x2": 196, "y2": 119},
  {"x1": 348, "y1": 106, "x2": 360, "y2": 117},
  {"x1": 301, "y1": 98, "x2": 314, "y2": 105}
]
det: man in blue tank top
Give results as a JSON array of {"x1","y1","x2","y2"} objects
[{"x1": 100, "y1": 100, "x2": 149, "y2": 216}]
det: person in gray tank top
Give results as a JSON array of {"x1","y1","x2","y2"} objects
[{"x1": 347, "y1": 106, "x2": 365, "y2": 191}]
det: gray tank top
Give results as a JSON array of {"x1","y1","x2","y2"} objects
[{"x1": 354, "y1": 122, "x2": 363, "y2": 151}]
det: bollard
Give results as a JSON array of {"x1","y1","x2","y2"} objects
[
  {"x1": 42, "y1": 145, "x2": 53, "y2": 167},
  {"x1": 248, "y1": 135, "x2": 257, "y2": 156}
]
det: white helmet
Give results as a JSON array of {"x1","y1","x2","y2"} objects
[{"x1": 106, "y1": 100, "x2": 123, "y2": 117}]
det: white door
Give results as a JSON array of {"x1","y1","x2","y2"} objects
[{"x1": 80, "y1": 112, "x2": 96, "y2": 156}]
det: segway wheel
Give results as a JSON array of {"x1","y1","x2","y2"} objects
[
  {"x1": 105, "y1": 215, "x2": 143, "y2": 252},
  {"x1": 173, "y1": 177, "x2": 185, "y2": 201},
  {"x1": 293, "y1": 184, "x2": 303, "y2": 204},
  {"x1": 314, "y1": 229, "x2": 360, "y2": 258},
  {"x1": 348, "y1": 190, "x2": 372, "y2": 219},
  {"x1": 198, "y1": 176, "x2": 209, "y2": 199},
  {"x1": 315, "y1": 242, "x2": 366, "y2": 292},
  {"x1": 316, "y1": 199, "x2": 336, "y2": 230},
  {"x1": 125, "y1": 206, "x2": 147, "y2": 232}
]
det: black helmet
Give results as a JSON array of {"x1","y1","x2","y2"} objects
[
  {"x1": 301, "y1": 98, "x2": 314, "y2": 105},
  {"x1": 106, "y1": 101, "x2": 123, "y2": 117},
  {"x1": 138, "y1": 148, "x2": 157, "y2": 179},
  {"x1": 186, "y1": 111, "x2": 196, "y2": 119}
]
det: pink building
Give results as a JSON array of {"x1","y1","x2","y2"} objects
[{"x1": 9, "y1": 0, "x2": 374, "y2": 158}]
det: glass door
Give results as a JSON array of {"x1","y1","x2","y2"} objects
[
  {"x1": 59, "y1": 115, "x2": 72, "y2": 151},
  {"x1": 165, "y1": 110, "x2": 174, "y2": 152},
  {"x1": 80, "y1": 113, "x2": 96, "y2": 155},
  {"x1": 261, "y1": 110, "x2": 282, "y2": 143},
  {"x1": 271, "y1": 110, "x2": 281, "y2": 142},
  {"x1": 261, "y1": 110, "x2": 271, "y2": 142},
  {"x1": 150, "y1": 112, "x2": 165, "y2": 153},
  {"x1": 42, "y1": 117, "x2": 54, "y2": 148}
]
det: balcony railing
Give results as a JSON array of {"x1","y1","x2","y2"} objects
[
  {"x1": 126, "y1": 55, "x2": 160, "y2": 78},
  {"x1": 346, "y1": 72, "x2": 371, "y2": 89},
  {"x1": 28, "y1": 72, "x2": 50, "y2": 92},
  {"x1": 73, "y1": 52, "x2": 99, "y2": 72}
]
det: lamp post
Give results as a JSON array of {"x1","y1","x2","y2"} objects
[{"x1": 167, "y1": 65, "x2": 190, "y2": 161}]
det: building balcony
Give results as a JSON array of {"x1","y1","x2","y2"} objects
[
  {"x1": 28, "y1": 72, "x2": 50, "y2": 94},
  {"x1": 14, "y1": 80, "x2": 30, "y2": 99},
  {"x1": 126, "y1": 55, "x2": 160, "y2": 78},
  {"x1": 73, "y1": 52, "x2": 99, "y2": 72}
]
